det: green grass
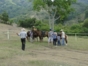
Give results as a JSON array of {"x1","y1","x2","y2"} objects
[
  {"x1": 0, "y1": 36, "x2": 88, "y2": 66},
  {"x1": 67, "y1": 36, "x2": 88, "y2": 50}
]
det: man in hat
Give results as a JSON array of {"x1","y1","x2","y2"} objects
[
  {"x1": 32, "y1": 26, "x2": 37, "y2": 31},
  {"x1": 48, "y1": 29, "x2": 54, "y2": 46},
  {"x1": 17, "y1": 28, "x2": 27, "y2": 51},
  {"x1": 60, "y1": 29, "x2": 66, "y2": 45}
]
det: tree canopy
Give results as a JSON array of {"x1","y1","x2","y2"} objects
[
  {"x1": 0, "y1": 11, "x2": 9, "y2": 24},
  {"x1": 33, "y1": 0, "x2": 76, "y2": 21}
]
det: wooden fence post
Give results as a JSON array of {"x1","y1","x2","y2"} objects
[{"x1": 7, "y1": 30, "x2": 10, "y2": 40}]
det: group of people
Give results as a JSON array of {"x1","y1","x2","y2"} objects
[
  {"x1": 17, "y1": 27, "x2": 67, "y2": 51},
  {"x1": 48, "y1": 29, "x2": 67, "y2": 46}
]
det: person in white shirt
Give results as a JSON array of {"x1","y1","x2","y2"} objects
[
  {"x1": 17, "y1": 28, "x2": 27, "y2": 51},
  {"x1": 48, "y1": 29, "x2": 54, "y2": 46},
  {"x1": 60, "y1": 29, "x2": 66, "y2": 45}
]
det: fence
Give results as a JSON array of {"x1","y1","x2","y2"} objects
[
  {"x1": 0, "y1": 30, "x2": 20, "y2": 40},
  {"x1": 67, "y1": 33, "x2": 88, "y2": 41},
  {"x1": 0, "y1": 30, "x2": 88, "y2": 41}
]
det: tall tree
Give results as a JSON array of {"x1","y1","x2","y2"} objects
[
  {"x1": 1, "y1": 11, "x2": 9, "y2": 24},
  {"x1": 85, "y1": 9, "x2": 88, "y2": 19},
  {"x1": 33, "y1": 0, "x2": 76, "y2": 30}
]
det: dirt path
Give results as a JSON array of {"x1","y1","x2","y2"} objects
[{"x1": 24, "y1": 47, "x2": 88, "y2": 66}]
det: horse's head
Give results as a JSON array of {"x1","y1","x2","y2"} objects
[
  {"x1": 27, "y1": 31, "x2": 30, "y2": 37},
  {"x1": 45, "y1": 31, "x2": 48, "y2": 37}
]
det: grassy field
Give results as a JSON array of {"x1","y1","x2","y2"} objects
[{"x1": 0, "y1": 36, "x2": 88, "y2": 66}]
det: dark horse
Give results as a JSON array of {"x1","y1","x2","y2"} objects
[{"x1": 27, "y1": 30, "x2": 48, "y2": 42}]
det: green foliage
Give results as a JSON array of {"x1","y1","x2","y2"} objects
[
  {"x1": 33, "y1": 0, "x2": 76, "y2": 21},
  {"x1": 53, "y1": 23, "x2": 86, "y2": 33},
  {"x1": 83, "y1": 27, "x2": 88, "y2": 33},
  {"x1": 83, "y1": 18, "x2": 88, "y2": 28},
  {"x1": 85, "y1": 10, "x2": 88, "y2": 19},
  {"x1": 70, "y1": 24, "x2": 83, "y2": 33},
  {"x1": 18, "y1": 18, "x2": 49, "y2": 30},
  {"x1": 8, "y1": 19, "x2": 14, "y2": 25},
  {"x1": 66, "y1": 1, "x2": 88, "y2": 23},
  {"x1": 18, "y1": 18, "x2": 36, "y2": 28},
  {"x1": 54, "y1": 24, "x2": 63, "y2": 32},
  {"x1": 0, "y1": 0, "x2": 32, "y2": 18},
  {"x1": 62, "y1": 21, "x2": 88, "y2": 33},
  {"x1": 0, "y1": 11, "x2": 9, "y2": 24},
  {"x1": 36, "y1": 22, "x2": 49, "y2": 31}
]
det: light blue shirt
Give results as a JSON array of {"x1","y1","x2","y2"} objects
[
  {"x1": 48, "y1": 31, "x2": 54, "y2": 37},
  {"x1": 52, "y1": 33, "x2": 57, "y2": 39},
  {"x1": 18, "y1": 31, "x2": 27, "y2": 38},
  {"x1": 57, "y1": 36, "x2": 60, "y2": 40}
]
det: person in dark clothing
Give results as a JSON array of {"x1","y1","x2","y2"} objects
[
  {"x1": 52, "y1": 31, "x2": 57, "y2": 46},
  {"x1": 57, "y1": 33, "x2": 61, "y2": 46},
  {"x1": 17, "y1": 28, "x2": 27, "y2": 51}
]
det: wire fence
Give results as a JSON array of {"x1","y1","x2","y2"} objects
[
  {"x1": 0, "y1": 30, "x2": 20, "y2": 40},
  {"x1": 66, "y1": 33, "x2": 88, "y2": 41},
  {"x1": 0, "y1": 30, "x2": 88, "y2": 41}
]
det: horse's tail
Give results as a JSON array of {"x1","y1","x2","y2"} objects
[{"x1": 65, "y1": 35, "x2": 68, "y2": 43}]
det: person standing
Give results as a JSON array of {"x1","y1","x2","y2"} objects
[
  {"x1": 48, "y1": 29, "x2": 54, "y2": 46},
  {"x1": 57, "y1": 33, "x2": 61, "y2": 46},
  {"x1": 52, "y1": 31, "x2": 57, "y2": 46},
  {"x1": 60, "y1": 29, "x2": 66, "y2": 45},
  {"x1": 30, "y1": 30, "x2": 33, "y2": 42},
  {"x1": 17, "y1": 28, "x2": 27, "y2": 51}
]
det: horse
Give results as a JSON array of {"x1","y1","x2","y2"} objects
[{"x1": 27, "y1": 30, "x2": 46, "y2": 42}]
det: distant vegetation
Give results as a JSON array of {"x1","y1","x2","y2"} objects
[
  {"x1": 0, "y1": 0, "x2": 88, "y2": 33},
  {"x1": 0, "y1": 0, "x2": 33, "y2": 18}
]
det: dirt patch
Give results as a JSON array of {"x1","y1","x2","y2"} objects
[{"x1": 15, "y1": 47, "x2": 88, "y2": 66}]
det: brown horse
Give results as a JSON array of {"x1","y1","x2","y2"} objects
[{"x1": 27, "y1": 30, "x2": 46, "y2": 42}]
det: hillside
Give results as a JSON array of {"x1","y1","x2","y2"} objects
[
  {"x1": 0, "y1": 0, "x2": 33, "y2": 18},
  {"x1": 0, "y1": 0, "x2": 88, "y2": 23},
  {"x1": 73, "y1": 0, "x2": 88, "y2": 14},
  {"x1": 0, "y1": 23, "x2": 22, "y2": 31},
  {"x1": 77, "y1": 0, "x2": 88, "y2": 5},
  {"x1": 66, "y1": 0, "x2": 88, "y2": 23}
]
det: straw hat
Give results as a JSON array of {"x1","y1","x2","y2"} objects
[
  {"x1": 21, "y1": 28, "x2": 25, "y2": 31},
  {"x1": 32, "y1": 26, "x2": 35, "y2": 27}
]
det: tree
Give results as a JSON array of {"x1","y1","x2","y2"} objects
[
  {"x1": 1, "y1": 11, "x2": 9, "y2": 24},
  {"x1": 83, "y1": 18, "x2": 88, "y2": 28},
  {"x1": 85, "y1": 10, "x2": 88, "y2": 19},
  {"x1": 33, "y1": 0, "x2": 76, "y2": 30}
]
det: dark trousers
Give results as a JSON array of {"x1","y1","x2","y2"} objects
[
  {"x1": 21, "y1": 38, "x2": 26, "y2": 50},
  {"x1": 53, "y1": 38, "x2": 57, "y2": 46}
]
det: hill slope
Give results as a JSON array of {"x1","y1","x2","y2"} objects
[
  {"x1": 0, "y1": 23, "x2": 22, "y2": 31},
  {"x1": 0, "y1": 0, "x2": 88, "y2": 22},
  {"x1": 0, "y1": 0, "x2": 32, "y2": 18}
]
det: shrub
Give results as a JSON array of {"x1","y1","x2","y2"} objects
[{"x1": 83, "y1": 18, "x2": 88, "y2": 28}]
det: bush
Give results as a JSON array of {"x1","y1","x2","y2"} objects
[
  {"x1": 69, "y1": 24, "x2": 83, "y2": 33},
  {"x1": 18, "y1": 18, "x2": 36, "y2": 28},
  {"x1": 55, "y1": 24, "x2": 63, "y2": 32},
  {"x1": 36, "y1": 22, "x2": 49, "y2": 31},
  {"x1": 83, "y1": 18, "x2": 88, "y2": 28},
  {"x1": 0, "y1": 11, "x2": 9, "y2": 24}
]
